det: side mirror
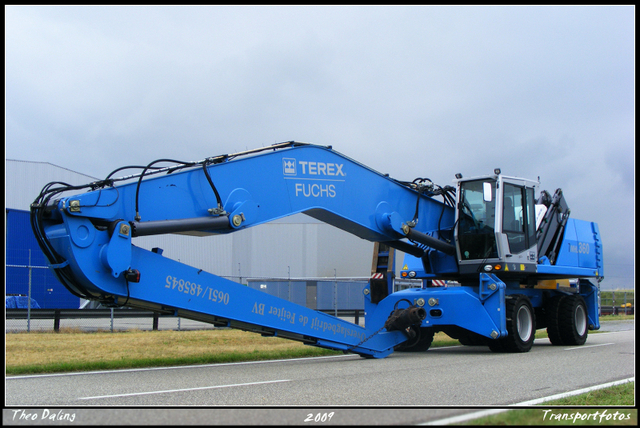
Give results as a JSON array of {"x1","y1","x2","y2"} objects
[{"x1": 483, "y1": 182, "x2": 492, "y2": 202}]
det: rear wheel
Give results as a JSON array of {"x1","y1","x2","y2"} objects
[
  {"x1": 546, "y1": 294, "x2": 588, "y2": 346},
  {"x1": 558, "y1": 295, "x2": 588, "y2": 345},
  {"x1": 545, "y1": 295, "x2": 565, "y2": 345},
  {"x1": 489, "y1": 294, "x2": 535, "y2": 353}
]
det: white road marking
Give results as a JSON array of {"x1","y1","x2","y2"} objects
[
  {"x1": 78, "y1": 379, "x2": 291, "y2": 400},
  {"x1": 564, "y1": 342, "x2": 615, "y2": 351}
]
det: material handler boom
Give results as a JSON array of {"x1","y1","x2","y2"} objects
[{"x1": 31, "y1": 142, "x2": 603, "y2": 358}]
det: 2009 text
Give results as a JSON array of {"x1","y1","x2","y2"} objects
[{"x1": 304, "y1": 412, "x2": 335, "y2": 423}]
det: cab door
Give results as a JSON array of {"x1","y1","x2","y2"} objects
[{"x1": 499, "y1": 180, "x2": 537, "y2": 265}]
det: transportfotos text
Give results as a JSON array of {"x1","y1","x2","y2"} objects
[{"x1": 542, "y1": 409, "x2": 632, "y2": 423}]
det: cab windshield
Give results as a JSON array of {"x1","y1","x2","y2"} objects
[{"x1": 458, "y1": 180, "x2": 498, "y2": 260}]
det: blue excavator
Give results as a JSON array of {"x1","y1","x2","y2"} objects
[{"x1": 31, "y1": 141, "x2": 603, "y2": 358}]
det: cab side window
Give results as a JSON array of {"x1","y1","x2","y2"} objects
[{"x1": 503, "y1": 184, "x2": 526, "y2": 254}]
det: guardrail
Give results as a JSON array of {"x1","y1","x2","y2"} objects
[
  {"x1": 600, "y1": 305, "x2": 634, "y2": 316},
  {"x1": 6, "y1": 309, "x2": 171, "y2": 332}
]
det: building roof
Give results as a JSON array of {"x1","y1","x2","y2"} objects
[{"x1": 5, "y1": 159, "x2": 98, "y2": 211}]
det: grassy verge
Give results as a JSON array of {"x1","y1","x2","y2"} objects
[
  {"x1": 5, "y1": 328, "x2": 467, "y2": 375},
  {"x1": 5, "y1": 315, "x2": 632, "y2": 376},
  {"x1": 460, "y1": 382, "x2": 636, "y2": 425},
  {"x1": 5, "y1": 328, "x2": 343, "y2": 375},
  {"x1": 599, "y1": 314, "x2": 634, "y2": 321}
]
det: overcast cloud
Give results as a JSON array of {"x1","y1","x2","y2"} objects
[{"x1": 5, "y1": 5, "x2": 634, "y2": 289}]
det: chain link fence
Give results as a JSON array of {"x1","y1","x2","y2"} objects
[
  {"x1": 6, "y1": 249, "x2": 79, "y2": 309},
  {"x1": 599, "y1": 290, "x2": 635, "y2": 315},
  {"x1": 5, "y1": 258, "x2": 376, "y2": 333},
  {"x1": 5, "y1": 249, "x2": 248, "y2": 333}
]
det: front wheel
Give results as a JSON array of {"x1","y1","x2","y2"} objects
[
  {"x1": 489, "y1": 294, "x2": 535, "y2": 353},
  {"x1": 459, "y1": 331, "x2": 489, "y2": 346},
  {"x1": 395, "y1": 326, "x2": 435, "y2": 352}
]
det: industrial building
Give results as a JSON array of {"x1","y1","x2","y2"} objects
[{"x1": 6, "y1": 158, "x2": 384, "y2": 309}]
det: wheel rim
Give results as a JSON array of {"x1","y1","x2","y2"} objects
[
  {"x1": 516, "y1": 305, "x2": 533, "y2": 342},
  {"x1": 575, "y1": 304, "x2": 587, "y2": 336}
]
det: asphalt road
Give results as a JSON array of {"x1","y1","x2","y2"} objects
[{"x1": 4, "y1": 322, "x2": 634, "y2": 425}]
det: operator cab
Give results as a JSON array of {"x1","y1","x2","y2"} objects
[{"x1": 454, "y1": 170, "x2": 539, "y2": 277}]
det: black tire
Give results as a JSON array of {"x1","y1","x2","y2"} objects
[
  {"x1": 395, "y1": 326, "x2": 435, "y2": 352},
  {"x1": 487, "y1": 339, "x2": 505, "y2": 352},
  {"x1": 545, "y1": 295, "x2": 565, "y2": 345},
  {"x1": 458, "y1": 332, "x2": 489, "y2": 346},
  {"x1": 489, "y1": 294, "x2": 536, "y2": 353},
  {"x1": 558, "y1": 295, "x2": 589, "y2": 345}
]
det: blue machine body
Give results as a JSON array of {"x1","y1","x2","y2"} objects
[{"x1": 31, "y1": 142, "x2": 603, "y2": 358}]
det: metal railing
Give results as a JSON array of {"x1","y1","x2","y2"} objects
[
  {"x1": 5, "y1": 308, "x2": 364, "y2": 333},
  {"x1": 5, "y1": 308, "x2": 218, "y2": 333}
]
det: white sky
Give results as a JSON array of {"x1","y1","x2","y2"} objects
[{"x1": 5, "y1": 5, "x2": 634, "y2": 289}]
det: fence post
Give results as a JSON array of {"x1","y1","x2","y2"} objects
[
  {"x1": 54, "y1": 310, "x2": 61, "y2": 332},
  {"x1": 153, "y1": 312, "x2": 159, "y2": 330},
  {"x1": 27, "y1": 250, "x2": 32, "y2": 332},
  {"x1": 334, "y1": 269, "x2": 337, "y2": 317},
  {"x1": 110, "y1": 308, "x2": 114, "y2": 332},
  {"x1": 288, "y1": 266, "x2": 291, "y2": 302}
]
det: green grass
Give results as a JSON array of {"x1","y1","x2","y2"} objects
[
  {"x1": 6, "y1": 346, "x2": 342, "y2": 376},
  {"x1": 599, "y1": 314, "x2": 634, "y2": 321},
  {"x1": 5, "y1": 329, "x2": 345, "y2": 375},
  {"x1": 546, "y1": 381, "x2": 635, "y2": 406}
]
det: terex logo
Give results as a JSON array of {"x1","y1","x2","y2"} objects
[
  {"x1": 283, "y1": 158, "x2": 297, "y2": 175},
  {"x1": 282, "y1": 158, "x2": 345, "y2": 177}
]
